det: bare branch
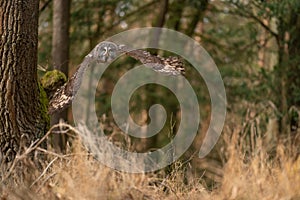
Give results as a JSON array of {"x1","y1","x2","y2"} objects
[
  {"x1": 39, "y1": 0, "x2": 52, "y2": 15},
  {"x1": 30, "y1": 157, "x2": 58, "y2": 188}
]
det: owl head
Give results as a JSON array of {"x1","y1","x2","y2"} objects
[{"x1": 95, "y1": 41, "x2": 120, "y2": 63}]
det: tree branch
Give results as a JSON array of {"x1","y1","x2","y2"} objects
[
  {"x1": 39, "y1": 0, "x2": 52, "y2": 15},
  {"x1": 214, "y1": 2, "x2": 278, "y2": 39}
]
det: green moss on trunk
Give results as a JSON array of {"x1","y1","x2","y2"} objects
[
  {"x1": 38, "y1": 69, "x2": 67, "y2": 133},
  {"x1": 38, "y1": 82, "x2": 50, "y2": 133},
  {"x1": 41, "y1": 70, "x2": 67, "y2": 99}
]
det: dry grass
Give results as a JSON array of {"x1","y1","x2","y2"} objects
[{"x1": 0, "y1": 120, "x2": 300, "y2": 200}]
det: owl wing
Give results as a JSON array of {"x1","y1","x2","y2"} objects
[
  {"x1": 118, "y1": 46, "x2": 185, "y2": 76},
  {"x1": 48, "y1": 68, "x2": 79, "y2": 115},
  {"x1": 48, "y1": 83, "x2": 73, "y2": 115}
]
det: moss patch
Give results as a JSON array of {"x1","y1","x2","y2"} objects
[
  {"x1": 40, "y1": 70, "x2": 67, "y2": 99},
  {"x1": 41, "y1": 70, "x2": 67, "y2": 91},
  {"x1": 38, "y1": 81, "x2": 50, "y2": 135}
]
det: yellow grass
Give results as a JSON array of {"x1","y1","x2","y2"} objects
[{"x1": 1, "y1": 123, "x2": 300, "y2": 200}]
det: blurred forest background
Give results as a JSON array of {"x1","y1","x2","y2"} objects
[{"x1": 4, "y1": 0, "x2": 300, "y2": 199}]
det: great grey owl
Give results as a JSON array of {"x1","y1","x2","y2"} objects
[{"x1": 48, "y1": 41, "x2": 185, "y2": 115}]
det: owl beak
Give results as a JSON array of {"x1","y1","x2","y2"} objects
[
  {"x1": 100, "y1": 50, "x2": 108, "y2": 62},
  {"x1": 103, "y1": 48, "x2": 109, "y2": 56}
]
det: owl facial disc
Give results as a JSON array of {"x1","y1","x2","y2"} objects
[{"x1": 96, "y1": 41, "x2": 119, "y2": 62}]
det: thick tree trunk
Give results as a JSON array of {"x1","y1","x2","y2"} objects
[
  {"x1": 51, "y1": 0, "x2": 70, "y2": 152},
  {"x1": 0, "y1": 1, "x2": 43, "y2": 162}
]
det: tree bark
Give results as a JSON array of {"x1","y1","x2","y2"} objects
[
  {"x1": 0, "y1": 0, "x2": 43, "y2": 162},
  {"x1": 51, "y1": 0, "x2": 70, "y2": 152}
]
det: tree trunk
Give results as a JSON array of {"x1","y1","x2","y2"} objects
[
  {"x1": 139, "y1": 0, "x2": 169, "y2": 152},
  {"x1": 167, "y1": 0, "x2": 185, "y2": 30},
  {"x1": 52, "y1": 0, "x2": 70, "y2": 76},
  {"x1": 149, "y1": 0, "x2": 168, "y2": 49},
  {"x1": 0, "y1": 0, "x2": 44, "y2": 162},
  {"x1": 276, "y1": 6, "x2": 300, "y2": 135},
  {"x1": 51, "y1": 0, "x2": 70, "y2": 152},
  {"x1": 287, "y1": 10, "x2": 300, "y2": 107}
]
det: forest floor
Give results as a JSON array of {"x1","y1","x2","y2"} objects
[{"x1": 1, "y1": 123, "x2": 300, "y2": 200}]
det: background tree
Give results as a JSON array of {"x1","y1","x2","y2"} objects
[{"x1": 51, "y1": 0, "x2": 71, "y2": 152}]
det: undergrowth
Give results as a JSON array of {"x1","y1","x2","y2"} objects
[{"x1": 0, "y1": 120, "x2": 299, "y2": 200}]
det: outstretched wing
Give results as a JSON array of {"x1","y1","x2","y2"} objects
[{"x1": 118, "y1": 46, "x2": 185, "y2": 76}]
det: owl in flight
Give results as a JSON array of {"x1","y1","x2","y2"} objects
[{"x1": 48, "y1": 41, "x2": 185, "y2": 115}]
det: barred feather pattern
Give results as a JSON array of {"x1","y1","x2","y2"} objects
[
  {"x1": 48, "y1": 42, "x2": 186, "y2": 115},
  {"x1": 118, "y1": 46, "x2": 185, "y2": 76}
]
